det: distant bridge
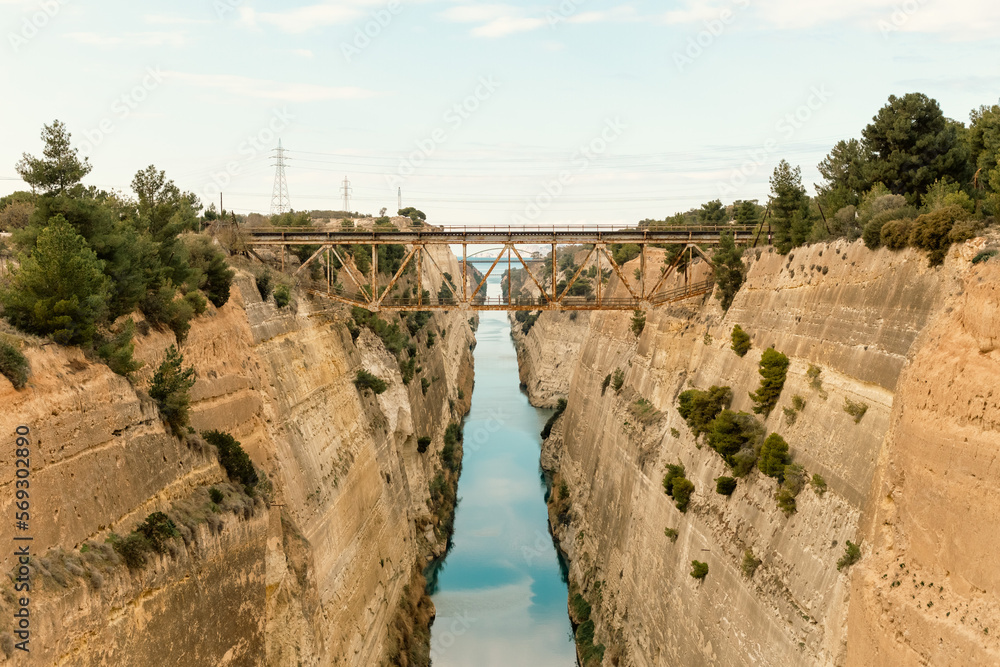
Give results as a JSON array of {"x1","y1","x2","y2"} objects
[{"x1": 242, "y1": 224, "x2": 757, "y2": 312}]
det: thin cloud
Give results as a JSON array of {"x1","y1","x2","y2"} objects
[
  {"x1": 144, "y1": 13, "x2": 211, "y2": 26},
  {"x1": 239, "y1": 0, "x2": 392, "y2": 33},
  {"x1": 67, "y1": 32, "x2": 188, "y2": 48},
  {"x1": 660, "y1": 0, "x2": 1000, "y2": 39},
  {"x1": 164, "y1": 71, "x2": 379, "y2": 102}
]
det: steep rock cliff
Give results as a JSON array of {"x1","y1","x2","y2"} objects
[
  {"x1": 0, "y1": 244, "x2": 474, "y2": 665},
  {"x1": 520, "y1": 240, "x2": 997, "y2": 665}
]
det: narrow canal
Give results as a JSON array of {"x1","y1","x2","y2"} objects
[{"x1": 428, "y1": 275, "x2": 577, "y2": 666}]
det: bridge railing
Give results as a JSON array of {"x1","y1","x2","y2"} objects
[{"x1": 244, "y1": 224, "x2": 757, "y2": 235}]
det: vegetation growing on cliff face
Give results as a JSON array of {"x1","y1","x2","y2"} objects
[
  {"x1": 611, "y1": 368, "x2": 625, "y2": 393},
  {"x1": 776, "y1": 463, "x2": 805, "y2": 515},
  {"x1": 273, "y1": 284, "x2": 291, "y2": 308},
  {"x1": 0, "y1": 340, "x2": 29, "y2": 389},
  {"x1": 730, "y1": 325, "x2": 751, "y2": 357},
  {"x1": 690, "y1": 560, "x2": 709, "y2": 580},
  {"x1": 149, "y1": 345, "x2": 196, "y2": 436},
  {"x1": 758, "y1": 433, "x2": 791, "y2": 479},
  {"x1": 843, "y1": 397, "x2": 869, "y2": 423},
  {"x1": 441, "y1": 423, "x2": 463, "y2": 473},
  {"x1": 355, "y1": 368, "x2": 389, "y2": 395},
  {"x1": 678, "y1": 385, "x2": 732, "y2": 436},
  {"x1": 837, "y1": 540, "x2": 862, "y2": 571},
  {"x1": 663, "y1": 463, "x2": 695, "y2": 513},
  {"x1": 715, "y1": 476, "x2": 737, "y2": 496},
  {"x1": 202, "y1": 430, "x2": 260, "y2": 492},
  {"x1": 741, "y1": 549, "x2": 762, "y2": 578},
  {"x1": 713, "y1": 232, "x2": 746, "y2": 310},
  {"x1": 706, "y1": 410, "x2": 764, "y2": 475},
  {"x1": 108, "y1": 511, "x2": 181, "y2": 570},
  {"x1": 630, "y1": 310, "x2": 646, "y2": 336},
  {"x1": 541, "y1": 398, "x2": 568, "y2": 439},
  {"x1": 669, "y1": 480, "x2": 695, "y2": 513},
  {"x1": 749, "y1": 348, "x2": 790, "y2": 416}
]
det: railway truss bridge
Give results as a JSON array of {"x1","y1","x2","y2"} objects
[{"x1": 243, "y1": 225, "x2": 758, "y2": 312}]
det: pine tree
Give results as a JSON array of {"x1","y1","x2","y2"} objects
[{"x1": 0, "y1": 215, "x2": 109, "y2": 344}]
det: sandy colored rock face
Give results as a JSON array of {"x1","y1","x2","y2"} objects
[
  {"x1": 847, "y1": 260, "x2": 1000, "y2": 666},
  {"x1": 519, "y1": 241, "x2": 999, "y2": 666},
  {"x1": 0, "y1": 243, "x2": 475, "y2": 665}
]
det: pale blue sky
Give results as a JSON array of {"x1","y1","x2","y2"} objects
[{"x1": 1, "y1": 0, "x2": 998, "y2": 225}]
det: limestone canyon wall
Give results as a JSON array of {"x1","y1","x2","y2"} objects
[
  {"x1": 515, "y1": 239, "x2": 999, "y2": 665},
  {"x1": 0, "y1": 244, "x2": 474, "y2": 666}
]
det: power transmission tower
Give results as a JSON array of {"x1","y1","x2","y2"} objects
[
  {"x1": 270, "y1": 140, "x2": 290, "y2": 216},
  {"x1": 397, "y1": 187, "x2": 401, "y2": 213},
  {"x1": 341, "y1": 176, "x2": 352, "y2": 212}
]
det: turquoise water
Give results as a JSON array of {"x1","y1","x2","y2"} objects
[{"x1": 428, "y1": 279, "x2": 576, "y2": 666}]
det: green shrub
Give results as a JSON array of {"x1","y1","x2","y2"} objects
[
  {"x1": 630, "y1": 397, "x2": 660, "y2": 423},
  {"x1": 570, "y1": 593, "x2": 592, "y2": 622},
  {"x1": 811, "y1": 474, "x2": 828, "y2": 496},
  {"x1": 0, "y1": 340, "x2": 30, "y2": 389},
  {"x1": 355, "y1": 369, "x2": 389, "y2": 395},
  {"x1": 909, "y1": 205, "x2": 968, "y2": 266},
  {"x1": 758, "y1": 433, "x2": 790, "y2": 479},
  {"x1": 837, "y1": 540, "x2": 861, "y2": 571},
  {"x1": 351, "y1": 307, "x2": 408, "y2": 357},
  {"x1": 165, "y1": 295, "x2": 195, "y2": 343},
  {"x1": 792, "y1": 395, "x2": 806, "y2": 411},
  {"x1": 612, "y1": 368, "x2": 625, "y2": 393},
  {"x1": 663, "y1": 463, "x2": 685, "y2": 496},
  {"x1": 0, "y1": 215, "x2": 110, "y2": 345},
  {"x1": 202, "y1": 430, "x2": 259, "y2": 490},
  {"x1": 96, "y1": 319, "x2": 142, "y2": 378},
  {"x1": 135, "y1": 512, "x2": 179, "y2": 553},
  {"x1": 256, "y1": 271, "x2": 273, "y2": 300},
  {"x1": 731, "y1": 325, "x2": 751, "y2": 357},
  {"x1": 782, "y1": 406, "x2": 798, "y2": 426},
  {"x1": 806, "y1": 364, "x2": 823, "y2": 390},
  {"x1": 664, "y1": 527, "x2": 679, "y2": 542},
  {"x1": 273, "y1": 284, "x2": 291, "y2": 308},
  {"x1": 671, "y1": 478, "x2": 695, "y2": 513},
  {"x1": 844, "y1": 398, "x2": 868, "y2": 423},
  {"x1": 420, "y1": 377, "x2": 430, "y2": 395},
  {"x1": 880, "y1": 218, "x2": 915, "y2": 250},
  {"x1": 749, "y1": 348, "x2": 790, "y2": 416},
  {"x1": 678, "y1": 385, "x2": 732, "y2": 436},
  {"x1": 706, "y1": 409, "x2": 750, "y2": 465},
  {"x1": 149, "y1": 345, "x2": 196, "y2": 436},
  {"x1": 183, "y1": 290, "x2": 207, "y2": 316},
  {"x1": 541, "y1": 398, "x2": 568, "y2": 439},
  {"x1": 742, "y1": 549, "x2": 762, "y2": 578},
  {"x1": 690, "y1": 560, "x2": 709, "y2": 580},
  {"x1": 776, "y1": 464, "x2": 805, "y2": 515},
  {"x1": 209, "y1": 487, "x2": 224, "y2": 504},
  {"x1": 715, "y1": 476, "x2": 737, "y2": 496},
  {"x1": 441, "y1": 423, "x2": 462, "y2": 473},
  {"x1": 972, "y1": 249, "x2": 998, "y2": 264},
  {"x1": 182, "y1": 235, "x2": 234, "y2": 308},
  {"x1": 631, "y1": 310, "x2": 646, "y2": 337},
  {"x1": 111, "y1": 532, "x2": 150, "y2": 569},
  {"x1": 417, "y1": 436, "x2": 431, "y2": 454}
]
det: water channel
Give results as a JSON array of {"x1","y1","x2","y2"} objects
[{"x1": 428, "y1": 276, "x2": 577, "y2": 666}]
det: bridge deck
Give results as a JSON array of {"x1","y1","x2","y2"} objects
[{"x1": 245, "y1": 224, "x2": 756, "y2": 245}]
